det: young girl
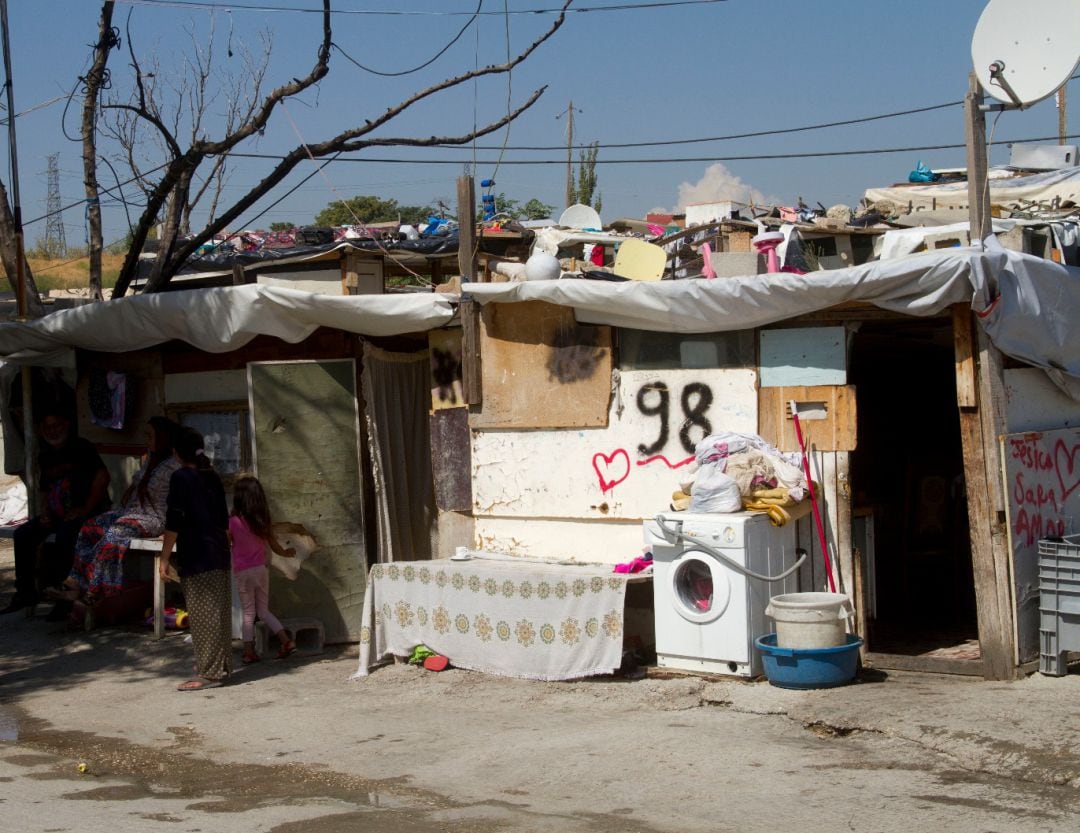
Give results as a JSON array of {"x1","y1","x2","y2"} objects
[
  {"x1": 229, "y1": 475, "x2": 295, "y2": 664},
  {"x1": 159, "y1": 427, "x2": 232, "y2": 691}
]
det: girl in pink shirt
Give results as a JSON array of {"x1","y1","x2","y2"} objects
[{"x1": 229, "y1": 476, "x2": 295, "y2": 664}]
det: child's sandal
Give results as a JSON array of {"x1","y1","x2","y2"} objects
[
  {"x1": 242, "y1": 650, "x2": 260, "y2": 665},
  {"x1": 276, "y1": 638, "x2": 295, "y2": 659}
]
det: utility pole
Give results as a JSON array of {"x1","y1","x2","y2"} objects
[
  {"x1": 1, "y1": 0, "x2": 38, "y2": 508},
  {"x1": 556, "y1": 101, "x2": 581, "y2": 208},
  {"x1": 44, "y1": 153, "x2": 66, "y2": 257}
]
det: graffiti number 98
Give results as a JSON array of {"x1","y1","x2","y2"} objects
[{"x1": 636, "y1": 381, "x2": 713, "y2": 457}]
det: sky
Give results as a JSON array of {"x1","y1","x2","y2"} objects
[{"x1": 4, "y1": 0, "x2": 1078, "y2": 248}]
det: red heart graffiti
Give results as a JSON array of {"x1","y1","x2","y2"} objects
[
  {"x1": 593, "y1": 449, "x2": 631, "y2": 493},
  {"x1": 1055, "y1": 438, "x2": 1080, "y2": 503}
]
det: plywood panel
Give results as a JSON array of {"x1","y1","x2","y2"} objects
[
  {"x1": 430, "y1": 407, "x2": 471, "y2": 512},
  {"x1": 1004, "y1": 368, "x2": 1080, "y2": 432},
  {"x1": 471, "y1": 300, "x2": 612, "y2": 429},
  {"x1": 249, "y1": 360, "x2": 366, "y2": 643},
  {"x1": 1001, "y1": 427, "x2": 1080, "y2": 663},
  {"x1": 758, "y1": 385, "x2": 857, "y2": 452},
  {"x1": 795, "y1": 450, "x2": 845, "y2": 595},
  {"x1": 472, "y1": 368, "x2": 757, "y2": 521}
]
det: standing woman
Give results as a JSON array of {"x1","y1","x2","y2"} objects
[{"x1": 159, "y1": 427, "x2": 232, "y2": 691}]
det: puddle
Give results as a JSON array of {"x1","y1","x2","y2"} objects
[
  {"x1": 0, "y1": 706, "x2": 18, "y2": 741},
  {"x1": 2, "y1": 708, "x2": 664, "y2": 833}
]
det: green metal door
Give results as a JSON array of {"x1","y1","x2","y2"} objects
[{"x1": 248, "y1": 359, "x2": 366, "y2": 642}]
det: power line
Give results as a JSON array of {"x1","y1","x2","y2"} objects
[
  {"x1": 459, "y1": 100, "x2": 965, "y2": 151},
  {"x1": 112, "y1": 0, "x2": 727, "y2": 16},
  {"x1": 330, "y1": 0, "x2": 482, "y2": 77},
  {"x1": 22, "y1": 160, "x2": 170, "y2": 226},
  {"x1": 219, "y1": 133, "x2": 1080, "y2": 166}
]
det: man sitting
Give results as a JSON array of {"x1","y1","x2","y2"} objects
[{"x1": 1, "y1": 407, "x2": 110, "y2": 618}]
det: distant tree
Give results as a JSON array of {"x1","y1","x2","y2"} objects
[
  {"x1": 268, "y1": 221, "x2": 294, "y2": 231},
  {"x1": 315, "y1": 195, "x2": 433, "y2": 227},
  {"x1": 573, "y1": 141, "x2": 601, "y2": 212},
  {"x1": 521, "y1": 198, "x2": 555, "y2": 220},
  {"x1": 481, "y1": 193, "x2": 519, "y2": 219}
]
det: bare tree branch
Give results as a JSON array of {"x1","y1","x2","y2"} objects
[
  {"x1": 113, "y1": 0, "x2": 333, "y2": 297},
  {"x1": 111, "y1": 0, "x2": 571, "y2": 296},
  {"x1": 162, "y1": 85, "x2": 548, "y2": 279}
]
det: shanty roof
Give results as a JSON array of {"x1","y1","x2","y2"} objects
[
  {"x1": 864, "y1": 167, "x2": 1080, "y2": 214},
  {"x1": 0, "y1": 284, "x2": 454, "y2": 364},
  {"x1": 465, "y1": 244, "x2": 1080, "y2": 393}
]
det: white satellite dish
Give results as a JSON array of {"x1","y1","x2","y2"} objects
[
  {"x1": 972, "y1": 0, "x2": 1080, "y2": 106},
  {"x1": 558, "y1": 203, "x2": 602, "y2": 230}
]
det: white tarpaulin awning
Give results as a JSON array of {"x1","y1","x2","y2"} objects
[
  {"x1": 0, "y1": 284, "x2": 455, "y2": 363},
  {"x1": 864, "y1": 167, "x2": 1080, "y2": 212},
  {"x1": 464, "y1": 245, "x2": 1080, "y2": 387}
]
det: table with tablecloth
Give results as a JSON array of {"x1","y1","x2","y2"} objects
[{"x1": 353, "y1": 554, "x2": 643, "y2": 681}]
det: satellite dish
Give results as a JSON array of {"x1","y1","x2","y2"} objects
[
  {"x1": 972, "y1": 0, "x2": 1080, "y2": 106},
  {"x1": 558, "y1": 203, "x2": 602, "y2": 230}
]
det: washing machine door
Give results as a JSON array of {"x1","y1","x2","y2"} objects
[{"x1": 668, "y1": 549, "x2": 732, "y2": 624}]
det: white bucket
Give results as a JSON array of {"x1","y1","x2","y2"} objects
[{"x1": 765, "y1": 592, "x2": 854, "y2": 649}]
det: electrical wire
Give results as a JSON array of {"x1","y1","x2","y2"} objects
[
  {"x1": 0, "y1": 94, "x2": 70, "y2": 126},
  {"x1": 23, "y1": 160, "x2": 170, "y2": 226},
  {"x1": 456, "y1": 100, "x2": 965, "y2": 151},
  {"x1": 330, "y1": 0, "x2": 482, "y2": 78},
  {"x1": 112, "y1": 0, "x2": 727, "y2": 17},
  {"x1": 218, "y1": 132, "x2": 1080, "y2": 166},
  {"x1": 275, "y1": 99, "x2": 430, "y2": 282}
]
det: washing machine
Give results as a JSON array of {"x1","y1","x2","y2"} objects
[{"x1": 643, "y1": 511, "x2": 800, "y2": 677}]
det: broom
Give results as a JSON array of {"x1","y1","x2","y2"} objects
[{"x1": 790, "y1": 400, "x2": 837, "y2": 594}]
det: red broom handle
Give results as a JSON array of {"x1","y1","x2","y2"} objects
[{"x1": 791, "y1": 409, "x2": 837, "y2": 594}]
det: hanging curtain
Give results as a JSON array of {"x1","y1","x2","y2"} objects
[{"x1": 361, "y1": 342, "x2": 436, "y2": 563}]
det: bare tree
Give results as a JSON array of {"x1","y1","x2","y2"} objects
[
  {"x1": 80, "y1": 0, "x2": 116, "y2": 300},
  {"x1": 102, "y1": 0, "x2": 570, "y2": 297},
  {"x1": 101, "y1": 14, "x2": 272, "y2": 243}
]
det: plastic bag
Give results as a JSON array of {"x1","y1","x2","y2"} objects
[
  {"x1": 689, "y1": 461, "x2": 742, "y2": 513},
  {"x1": 908, "y1": 161, "x2": 941, "y2": 183}
]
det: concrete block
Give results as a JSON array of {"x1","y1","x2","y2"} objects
[
  {"x1": 708, "y1": 251, "x2": 764, "y2": 277},
  {"x1": 254, "y1": 616, "x2": 325, "y2": 656}
]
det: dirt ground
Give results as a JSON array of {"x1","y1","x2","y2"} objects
[{"x1": 2, "y1": 540, "x2": 1080, "y2": 832}]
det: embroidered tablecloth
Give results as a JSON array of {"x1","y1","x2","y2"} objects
[{"x1": 353, "y1": 555, "x2": 631, "y2": 681}]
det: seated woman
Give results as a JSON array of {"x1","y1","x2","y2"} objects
[{"x1": 49, "y1": 416, "x2": 181, "y2": 606}]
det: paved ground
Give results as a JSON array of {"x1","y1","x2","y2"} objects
[{"x1": 2, "y1": 542, "x2": 1079, "y2": 832}]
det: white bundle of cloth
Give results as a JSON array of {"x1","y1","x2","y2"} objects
[{"x1": 688, "y1": 432, "x2": 807, "y2": 514}]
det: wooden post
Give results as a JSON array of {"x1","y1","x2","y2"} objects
[
  {"x1": 461, "y1": 299, "x2": 482, "y2": 406},
  {"x1": 457, "y1": 176, "x2": 477, "y2": 282},
  {"x1": 1058, "y1": 87, "x2": 1067, "y2": 145},
  {"x1": 953, "y1": 306, "x2": 1015, "y2": 679},
  {"x1": 956, "y1": 71, "x2": 1016, "y2": 680},
  {"x1": 965, "y1": 72, "x2": 992, "y2": 242},
  {"x1": 232, "y1": 263, "x2": 246, "y2": 286}
]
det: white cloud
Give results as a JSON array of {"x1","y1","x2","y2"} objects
[{"x1": 674, "y1": 163, "x2": 773, "y2": 211}]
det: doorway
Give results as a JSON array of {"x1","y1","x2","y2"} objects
[{"x1": 848, "y1": 318, "x2": 979, "y2": 667}]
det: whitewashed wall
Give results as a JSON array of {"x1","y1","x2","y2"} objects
[{"x1": 472, "y1": 368, "x2": 757, "y2": 562}]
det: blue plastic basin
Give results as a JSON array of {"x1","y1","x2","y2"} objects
[{"x1": 755, "y1": 633, "x2": 863, "y2": 689}]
